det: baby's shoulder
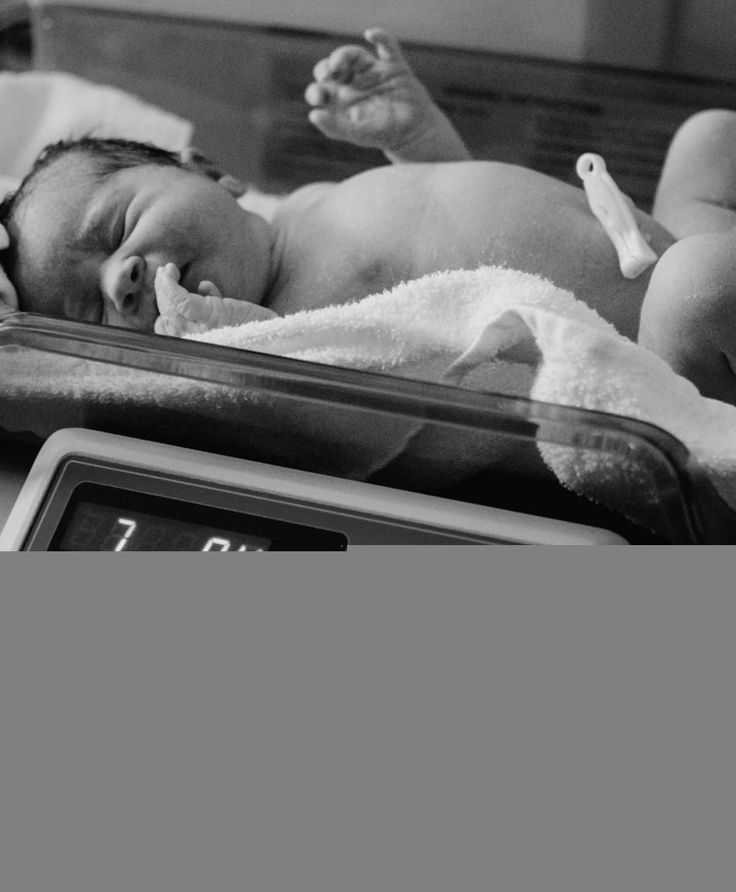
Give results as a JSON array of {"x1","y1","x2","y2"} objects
[{"x1": 277, "y1": 180, "x2": 336, "y2": 216}]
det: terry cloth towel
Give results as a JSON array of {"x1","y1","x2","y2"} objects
[
  {"x1": 4, "y1": 266, "x2": 736, "y2": 536},
  {"x1": 180, "y1": 266, "x2": 736, "y2": 529}
]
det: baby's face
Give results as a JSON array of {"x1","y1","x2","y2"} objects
[{"x1": 12, "y1": 153, "x2": 273, "y2": 331}]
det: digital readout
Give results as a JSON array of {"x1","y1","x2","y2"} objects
[
  {"x1": 44, "y1": 482, "x2": 348, "y2": 552},
  {"x1": 57, "y1": 500, "x2": 271, "y2": 552}
]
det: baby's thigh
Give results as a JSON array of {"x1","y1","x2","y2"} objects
[{"x1": 638, "y1": 232, "x2": 736, "y2": 403}]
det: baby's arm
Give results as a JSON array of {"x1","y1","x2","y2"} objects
[
  {"x1": 638, "y1": 232, "x2": 736, "y2": 404},
  {"x1": 305, "y1": 28, "x2": 471, "y2": 164},
  {"x1": 154, "y1": 264, "x2": 278, "y2": 337}
]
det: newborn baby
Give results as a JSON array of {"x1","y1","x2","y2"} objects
[{"x1": 3, "y1": 28, "x2": 736, "y2": 404}]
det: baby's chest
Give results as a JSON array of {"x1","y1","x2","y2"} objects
[{"x1": 274, "y1": 226, "x2": 414, "y2": 315}]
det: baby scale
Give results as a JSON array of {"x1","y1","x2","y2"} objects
[
  {"x1": 0, "y1": 428, "x2": 626, "y2": 549},
  {"x1": 2, "y1": 313, "x2": 735, "y2": 547}
]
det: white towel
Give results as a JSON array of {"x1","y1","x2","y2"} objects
[
  {"x1": 4, "y1": 265, "x2": 736, "y2": 537},
  {"x1": 185, "y1": 266, "x2": 736, "y2": 526}
]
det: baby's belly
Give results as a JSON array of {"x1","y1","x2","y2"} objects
[
  {"x1": 274, "y1": 230, "x2": 657, "y2": 340},
  {"x1": 414, "y1": 194, "x2": 674, "y2": 340},
  {"x1": 272, "y1": 162, "x2": 676, "y2": 339}
]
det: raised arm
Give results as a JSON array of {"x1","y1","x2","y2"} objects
[{"x1": 304, "y1": 27, "x2": 471, "y2": 164}]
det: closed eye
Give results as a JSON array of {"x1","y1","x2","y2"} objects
[{"x1": 110, "y1": 208, "x2": 128, "y2": 249}]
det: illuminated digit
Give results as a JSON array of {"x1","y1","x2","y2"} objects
[
  {"x1": 114, "y1": 517, "x2": 138, "y2": 552},
  {"x1": 202, "y1": 537, "x2": 231, "y2": 552}
]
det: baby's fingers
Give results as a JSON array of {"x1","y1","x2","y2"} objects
[
  {"x1": 155, "y1": 264, "x2": 206, "y2": 321},
  {"x1": 305, "y1": 81, "x2": 332, "y2": 108},
  {"x1": 154, "y1": 263, "x2": 181, "y2": 310},
  {"x1": 154, "y1": 314, "x2": 183, "y2": 336},
  {"x1": 197, "y1": 280, "x2": 222, "y2": 298},
  {"x1": 364, "y1": 28, "x2": 407, "y2": 64},
  {"x1": 311, "y1": 56, "x2": 332, "y2": 84},
  {"x1": 313, "y1": 44, "x2": 376, "y2": 85}
]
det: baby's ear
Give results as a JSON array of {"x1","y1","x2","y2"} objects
[{"x1": 179, "y1": 147, "x2": 247, "y2": 198}]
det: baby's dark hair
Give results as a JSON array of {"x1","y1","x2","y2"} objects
[{"x1": 0, "y1": 136, "x2": 183, "y2": 306}]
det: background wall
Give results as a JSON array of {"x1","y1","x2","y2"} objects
[
  {"x1": 668, "y1": 0, "x2": 736, "y2": 80},
  {"x1": 29, "y1": 0, "x2": 673, "y2": 68},
  {"x1": 27, "y1": 0, "x2": 736, "y2": 80}
]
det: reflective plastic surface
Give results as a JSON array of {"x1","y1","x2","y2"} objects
[{"x1": 2, "y1": 313, "x2": 735, "y2": 543}]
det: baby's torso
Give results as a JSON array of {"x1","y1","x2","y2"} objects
[{"x1": 266, "y1": 162, "x2": 675, "y2": 339}]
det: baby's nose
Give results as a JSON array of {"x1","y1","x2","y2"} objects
[{"x1": 105, "y1": 255, "x2": 147, "y2": 317}]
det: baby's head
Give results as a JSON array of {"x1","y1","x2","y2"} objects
[{"x1": 0, "y1": 137, "x2": 272, "y2": 330}]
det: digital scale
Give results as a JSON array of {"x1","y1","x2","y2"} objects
[{"x1": 0, "y1": 430, "x2": 626, "y2": 549}]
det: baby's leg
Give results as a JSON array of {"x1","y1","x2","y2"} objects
[
  {"x1": 653, "y1": 109, "x2": 736, "y2": 238},
  {"x1": 638, "y1": 231, "x2": 736, "y2": 404},
  {"x1": 305, "y1": 27, "x2": 471, "y2": 163}
]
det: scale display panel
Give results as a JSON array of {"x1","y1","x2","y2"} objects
[
  {"x1": 0, "y1": 430, "x2": 627, "y2": 549},
  {"x1": 49, "y1": 483, "x2": 345, "y2": 552}
]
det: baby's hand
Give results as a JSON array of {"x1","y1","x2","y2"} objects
[
  {"x1": 305, "y1": 28, "x2": 430, "y2": 150},
  {"x1": 154, "y1": 263, "x2": 278, "y2": 337},
  {"x1": 305, "y1": 28, "x2": 471, "y2": 162}
]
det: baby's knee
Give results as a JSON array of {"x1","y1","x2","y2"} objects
[
  {"x1": 639, "y1": 233, "x2": 736, "y2": 400},
  {"x1": 690, "y1": 107, "x2": 736, "y2": 136},
  {"x1": 654, "y1": 109, "x2": 736, "y2": 235}
]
